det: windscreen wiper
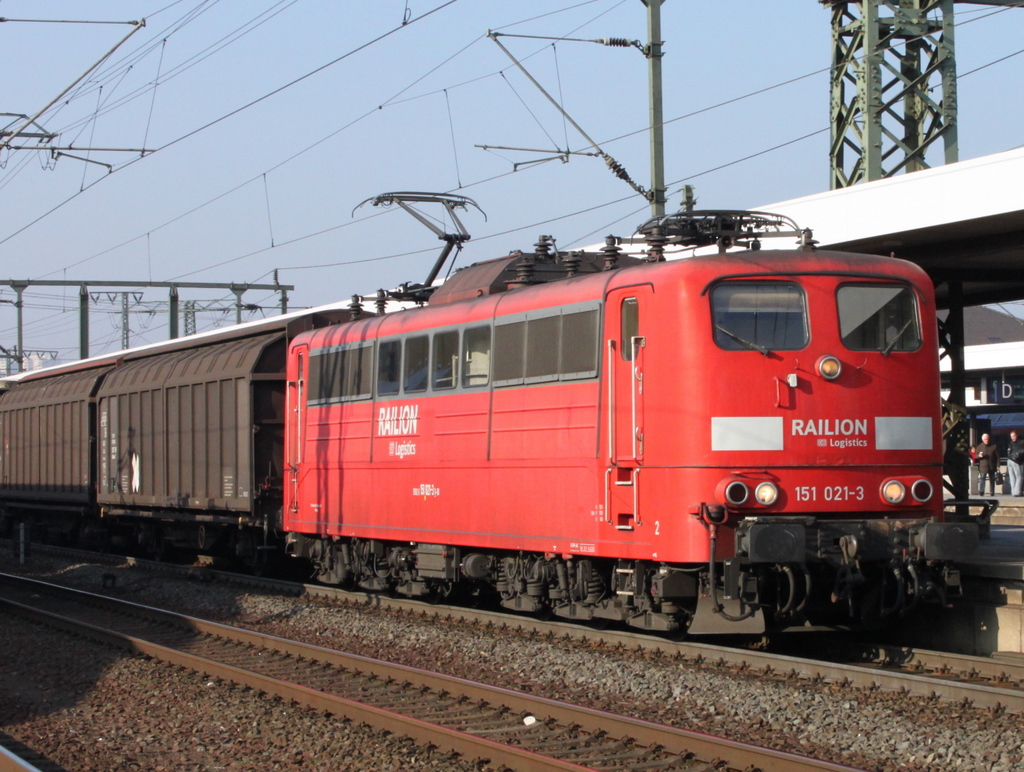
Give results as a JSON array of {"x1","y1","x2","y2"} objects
[
  {"x1": 881, "y1": 319, "x2": 914, "y2": 356},
  {"x1": 715, "y1": 324, "x2": 771, "y2": 355}
]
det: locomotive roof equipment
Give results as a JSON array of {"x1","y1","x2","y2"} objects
[
  {"x1": 353, "y1": 191, "x2": 486, "y2": 304},
  {"x1": 629, "y1": 209, "x2": 815, "y2": 253}
]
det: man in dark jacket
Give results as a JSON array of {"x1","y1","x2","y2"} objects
[
  {"x1": 975, "y1": 433, "x2": 999, "y2": 496},
  {"x1": 1008, "y1": 430, "x2": 1024, "y2": 497}
]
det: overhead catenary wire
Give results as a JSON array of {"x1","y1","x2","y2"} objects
[
  {"x1": 0, "y1": 0, "x2": 465, "y2": 253},
  {"x1": 24, "y1": 1, "x2": 587, "y2": 280},
  {"x1": 444, "y1": 89, "x2": 463, "y2": 189},
  {"x1": 5, "y1": 0, "x2": 1024, "y2": 358},
  {"x1": 0, "y1": 18, "x2": 147, "y2": 155},
  {"x1": 1, "y1": 0, "x2": 625, "y2": 265},
  {"x1": 0, "y1": 0, "x2": 761, "y2": 270},
  {"x1": 49, "y1": 1, "x2": 301, "y2": 142},
  {"x1": 142, "y1": 37, "x2": 168, "y2": 151}
]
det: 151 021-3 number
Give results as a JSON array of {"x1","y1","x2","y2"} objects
[{"x1": 795, "y1": 486, "x2": 864, "y2": 502}]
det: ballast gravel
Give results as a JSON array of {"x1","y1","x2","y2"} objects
[
  {"x1": 2, "y1": 552, "x2": 1023, "y2": 772},
  {"x1": 0, "y1": 614, "x2": 478, "y2": 772}
]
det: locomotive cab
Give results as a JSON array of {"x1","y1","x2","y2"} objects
[{"x1": 667, "y1": 249, "x2": 978, "y2": 631}]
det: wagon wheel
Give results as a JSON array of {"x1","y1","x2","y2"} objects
[
  {"x1": 151, "y1": 534, "x2": 170, "y2": 563},
  {"x1": 244, "y1": 548, "x2": 271, "y2": 577}
]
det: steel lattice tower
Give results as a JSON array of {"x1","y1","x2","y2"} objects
[
  {"x1": 824, "y1": 1, "x2": 1021, "y2": 189},
  {"x1": 824, "y1": 0, "x2": 958, "y2": 188}
]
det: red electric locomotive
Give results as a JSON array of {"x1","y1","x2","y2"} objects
[{"x1": 283, "y1": 210, "x2": 979, "y2": 634}]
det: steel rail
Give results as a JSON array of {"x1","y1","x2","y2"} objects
[
  {"x1": 831, "y1": 640, "x2": 1024, "y2": 683},
  {"x1": 0, "y1": 573, "x2": 864, "y2": 772},
  {"x1": 8, "y1": 543, "x2": 1024, "y2": 712},
  {"x1": 0, "y1": 746, "x2": 47, "y2": 772}
]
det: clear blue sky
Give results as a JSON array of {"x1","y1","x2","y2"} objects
[{"x1": 1, "y1": 0, "x2": 1021, "y2": 363}]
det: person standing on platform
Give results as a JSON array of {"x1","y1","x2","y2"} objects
[
  {"x1": 975, "y1": 433, "x2": 1000, "y2": 496},
  {"x1": 1009, "y1": 430, "x2": 1024, "y2": 497}
]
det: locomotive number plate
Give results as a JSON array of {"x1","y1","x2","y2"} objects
[{"x1": 795, "y1": 485, "x2": 865, "y2": 502}]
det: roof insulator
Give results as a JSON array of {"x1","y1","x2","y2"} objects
[
  {"x1": 601, "y1": 236, "x2": 622, "y2": 271},
  {"x1": 349, "y1": 294, "x2": 363, "y2": 320}
]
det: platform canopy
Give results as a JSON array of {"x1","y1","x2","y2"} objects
[{"x1": 759, "y1": 146, "x2": 1024, "y2": 309}]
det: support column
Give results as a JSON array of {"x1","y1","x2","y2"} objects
[
  {"x1": 13, "y1": 282, "x2": 25, "y2": 372},
  {"x1": 79, "y1": 285, "x2": 89, "y2": 360},
  {"x1": 169, "y1": 286, "x2": 179, "y2": 339},
  {"x1": 940, "y1": 280, "x2": 969, "y2": 515},
  {"x1": 232, "y1": 286, "x2": 245, "y2": 325},
  {"x1": 121, "y1": 292, "x2": 130, "y2": 350},
  {"x1": 644, "y1": 0, "x2": 666, "y2": 216}
]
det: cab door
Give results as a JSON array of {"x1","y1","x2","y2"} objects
[
  {"x1": 604, "y1": 285, "x2": 652, "y2": 530},
  {"x1": 285, "y1": 344, "x2": 315, "y2": 529}
]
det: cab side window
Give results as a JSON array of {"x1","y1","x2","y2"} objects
[{"x1": 620, "y1": 298, "x2": 639, "y2": 361}]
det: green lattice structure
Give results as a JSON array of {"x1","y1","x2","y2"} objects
[{"x1": 822, "y1": 1, "x2": 1019, "y2": 189}]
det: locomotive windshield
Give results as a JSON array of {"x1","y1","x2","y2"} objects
[
  {"x1": 837, "y1": 284, "x2": 921, "y2": 353},
  {"x1": 711, "y1": 282, "x2": 808, "y2": 352}
]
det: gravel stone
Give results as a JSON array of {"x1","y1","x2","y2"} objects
[{"x1": 3, "y1": 552, "x2": 1023, "y2": 772}]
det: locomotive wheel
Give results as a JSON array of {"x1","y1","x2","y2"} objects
[
  {"x1": 314, "y1": 562, "x2": 347, "y2": 585},
  {"x1": 533, "y1": 604, "x2": 554, "y2": 621},
  {"x1": 659, "y1": 627, "x2": 689, "y2": 642},
  {"x1": 425, "y1": 581, "x2": 455, "y2": 604},
  {"x1": 857, "y1": 581, "x2": 886, "y2": 631}
]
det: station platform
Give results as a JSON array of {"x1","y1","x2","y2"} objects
[{"x1": 923, "y1": 498, "x2": 1024, "y2": 655}]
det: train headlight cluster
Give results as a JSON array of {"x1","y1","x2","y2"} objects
[
  {"x1": 718, "y1": 478, "x2": 779, "y2": 508},
  {"x1": 880, "y1": 478, "x2": 933, "y2": 505},
  {"x1": 754, "y1": 482, "x2": 778, "y2": 505},
  {"x1": 724, "y1": 480, "x2": 749, "y2": 506},
  {"x1": 911, "y1": 479, "x2": 934, "y2": 503},
  {"x1": 882, "y1": 480, "x2": 906, "y2": 504}
]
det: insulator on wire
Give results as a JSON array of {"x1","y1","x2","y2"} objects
[
  {"x1": 599, "y1": 37, "x2": 633, "y2": 47},
  {"x1": 605, "y1": 155, "x2": 630, "y2": 181},
  {"x1": 603, "y1": 154, "x2": 646, "y2": 196}
]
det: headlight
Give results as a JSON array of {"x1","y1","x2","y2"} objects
[
  {"x1": 754, "y1": 481, "x2": 778, "y2": 506},
  {"x1": 724, "y1": 480, "x2": 749, "y2": 506},
  {"x1": 911, "y1": 478, "x2": 934, "y2": 503},
  {"x1": 882, "y1": 479, "x2": 906, "y2": 504},
  {"x1": 816, "y1": 355, "x2": 842, "y2": 380}
]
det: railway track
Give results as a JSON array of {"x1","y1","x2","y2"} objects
[
  {"x1": 0, "y1": 739, "x2": 63, "y2": 772},
  {"x1": 7, "y1": 542, "x2": 1024, "y2": 714},
  {"x1": 0, "y1": 571, "x2": 864, "y2": 772}
]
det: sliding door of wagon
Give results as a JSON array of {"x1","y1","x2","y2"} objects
[{"x1": 603, "y1": 285, "x2": 652, "y2": 531}]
